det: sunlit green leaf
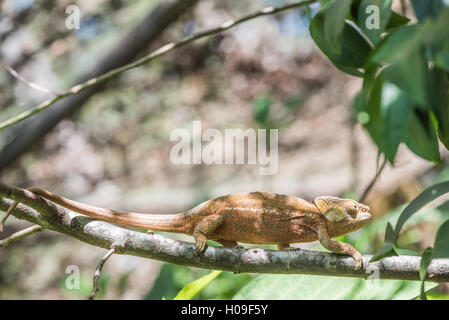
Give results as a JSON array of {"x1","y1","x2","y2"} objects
[
  {"x1": 173, "y1": 270, "x2": 222, "y2": 300},
  {"x1": 233, "y1": 274, "x2": 437, "y2": 300}
]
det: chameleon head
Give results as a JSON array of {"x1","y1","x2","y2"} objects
[{"x1": 313, "y1": 196, "x2": 372, "y2": 237}]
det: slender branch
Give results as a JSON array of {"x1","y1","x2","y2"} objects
[
  {"x1": 0, "y1": 200, "x2": 17, "y2": 232},
  {"x1": 1, "y1": 183, "x2": 449, "y2": 282},
  {"x1": 89, "y1": 245, "x2": 117, "y2": 300},
  {"x1": 0, "y1": 0, "x2": 317, "y2": 132},
  {"x1": 359, "y1": 157, "x2": 387, "y2": 203},
  {"x1": 0, "y1": 225, "x2": 44, "y2": 247},
  {"x1": 5, "y1": 65, "x2": 60, "y2": 95}
]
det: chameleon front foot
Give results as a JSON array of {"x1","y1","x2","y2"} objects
[
  {"x1": 193, "y1": 233, "x2": 208, "y2": 255},
  {"x1": 351, "y1": 250, "x2": 364, "y2": 270}
]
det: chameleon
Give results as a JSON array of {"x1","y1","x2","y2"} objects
[{"x1": 1, "y1": 189, "x2": 371, "y2": 269}]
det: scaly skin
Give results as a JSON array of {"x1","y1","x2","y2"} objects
[{"x1": 2, "y1": 189, "x2": 372, "y2": 269}]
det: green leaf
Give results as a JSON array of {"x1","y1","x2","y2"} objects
[
  {"x1": 419, "y1": 247, "x2": 433, "y2": 300},
  {"x1": 435, "y1": 43, "x2": 449, "y2": 71},
  {"x1": 310, "y1": 11, "x2": 372, "y2": 74},
  {"x1": 411, "y1": 0, "x2": 448, "y2": 22},
  {"x1": 324, "y1": 0, "x2": 352, "y2": 53},
  {"x1": 381, "y1": 83, "x2": 413, "y2": 162},
  {"x1": 403, "y1": 109, "x2": 440, "y2": 162},
  {"x1": 358, "y1": 0, "x2": 392, "y2": 45},
  {"x1": 353, "y1": 67, "x2": 384, "y2": 147},
  {"x1": 384, "y1": 222, "x2": 395, "y2": 243},
  {"x1": 385, "y1": 11, "x2": 410, "y2": 30},
  {"x1": 370, "y1": 243, "x2": 398, "y2": 262},
  {"x1": 233, "y1": 274, "x2": 437, "y2": 300},
  {"x1": 428, "y1": 67, "x2": 449, "y2": 149},
  {"x1": 371, "y1": 26, "x2": 428, "y2": 107},
  {"x1": 432, "y1": 219, "x2": 449, "y2": 259},
  {"x1": 392, "y1": 181, "x2": 449, "y2": 243},
  {"x1": 419, "y1": 220, "x2": 449, "y2": 300},
  {"x1": 252, "y1": 95, "x2": 272, "y2": 125},
  {"x1": 173, "y1": 270, "x2": 222, "y2": 300}
]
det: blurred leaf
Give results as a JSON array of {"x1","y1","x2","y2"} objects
[
  {"x1": 283, "y1": 93, "x2": 305, "y2": 110},
  {"x1": 145, "y1": 264, "x2": 197, "y2": 300},
  {"x1": 200, "y1": 272, "x2": 253, "y2": 300},
  {"x1": 173, "y1": 270, "x2": 222, "y2": 300},
  {"x1": 411, "y1": 0, "x2": 448, "y2": 22},
  {"x1": 428, "y1": 67, "x2": 449, "y2": 149},
  {"x1": 252, "y1": 95, "x2": 272, "y2": 125},
  {"x1": 426, "y1": 292, "x2": 449, "y2": 300},
  {"x1": 435, "y1": 43, "x2": 449, "y2": 71},
  {"x1": 385, "y1": 11, "x2": 410, "y2": 29},
  {"x1": 310, "y1": 11, "x2": 372, "y2": 74},
  {"x1": 419, "y1": 247, "x2": 433, "y2": 300},
  {"x1": 358, "y1": 0, "x2": 392, "y2": 45},
  {"x1": 371, "y1": 26, "x2": 428, "y2": 106},
  {"x1": 324, "y1": 0, "x2": 352, "y2": 53},
  {"x1": 403, "y1": 109, "x2": 440, "y2": 162},
  {"x1": 233, "y1": 274, "x2": 437, "y2": 300}
]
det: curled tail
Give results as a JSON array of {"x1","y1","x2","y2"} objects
[{"x1": 29, "y1": 188, "x2": 193, "y2": 233}]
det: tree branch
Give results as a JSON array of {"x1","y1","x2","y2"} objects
[
  {"x1": 0, "y1": 225, "x2": 43, "y2": 247},
  {"x1": 1, "y1": 182, "x2": 449, "y2": 282},
  {"x1": 0, "y1": 0, "x2": 316, "y2": 133},
  {"x1": 89, "y1": 245, "x2": 116, "y2": 300}
]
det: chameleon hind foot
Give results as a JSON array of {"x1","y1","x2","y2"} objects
[
  {"x1": 277, "y1": 243, "x2": 300, "y2": 251},
  {"x1": 216, "y1": 239, "x2": 244, "y2": 249}
]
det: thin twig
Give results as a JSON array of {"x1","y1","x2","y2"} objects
[
  {"x1": 1, "y1": 182, "x2": 449, "y2": 282},
  {"x1": 0, "y1": 0, "x2": 317, "y2": 132},
  {"x1": 89, "y1": 245, "x2": 116, "y2": 300},
  {"x1": 359, "y1": 157, "x2": 388, "y2": 203},
  {"x1": 0, "y1": 201, "x2": 18, "y2": 232},
  {"x1": 0, "y1": 225, "x2": 44, "y2": 247},
  {"x1": 5, "y1": 65, "x2": 60, "y2": 95}
]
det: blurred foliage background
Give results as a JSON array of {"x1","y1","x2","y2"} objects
[{"x1": 1, "y1": 0, "x2": 449, "y2": 299}]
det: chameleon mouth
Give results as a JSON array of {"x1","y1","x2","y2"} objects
[{"x1": 356, "y1": 210, "x2": 372, "y2": 221}]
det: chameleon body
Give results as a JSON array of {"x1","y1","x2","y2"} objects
[{"x1": 2, "y1": 189, "x2": 371, "y2": 269}]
